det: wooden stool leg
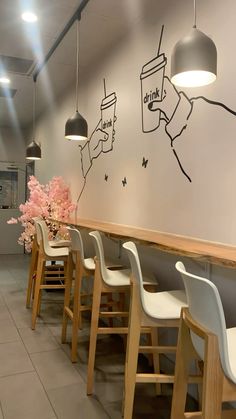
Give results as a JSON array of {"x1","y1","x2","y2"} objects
[
  {"x1": 62, "y1": 254, "x2": 73, "y2": 343},
  {"x1": 119, "y1": 291, "x2": 128, "y2": 350},
  {"x1": 37, "y1": 260, "x2": 45, "y2": 316},
  {"x1": 195, "y1": 359, "x2": 203, "y2": 410},
  {"x1": 123, "y1": 281, "x2": 141, "y2": 419},
  {"x1": 78, "y1": 306, "x2": 82, "y2": 330},
  {"x1": 170, "y1": 316, "x2": 193, "y2": 419},
  {"x1": 71, "y1": 258, "x2": 83, "y2": 362},
  {"x1": 201, "y1": 334, "x2": 223, "y2": 419},
  {"x1": 26, "y1": 240, "x2": 38, "y2": 308},
  {"x1": 31, "y1": 256, "x2": 44, "y2": 330},
  {"x1": 107, "y1": 292, "x2": 114, "y2": 327},
  {"x1": 87, "y1": 270, "x2": 102, "y2": 395},
  {"x1": 150, "y1": 327, "x2": 161, "y2": 395},
  {"x1": 118, "y1": 292, "x2": 125, "y2": 312}
]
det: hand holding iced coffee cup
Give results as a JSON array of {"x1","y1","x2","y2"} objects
[
  {"x1": 140, "y1": 53, "x2": 167, "y2": 132},
  {"x1": 100, "y1": 92, "x2": 117, "y2": 152}
]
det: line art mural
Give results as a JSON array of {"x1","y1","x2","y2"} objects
[{"x1": 140, "y1": 25, "x2": 236, "y2": 183}]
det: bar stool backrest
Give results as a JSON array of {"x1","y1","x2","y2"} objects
[
  {"x1": 122, "y1": 241, "x2": 146, "y2": 312},
  {"x1": 37, "y1": 219, "x2": 51, "y2": 254},
  {"x1": 89, "y1": 231, "x2": 110, "y2": 283},
  {"x1": 67, "y1": 227, "x2": 85, "y2": 266},
  {"x1": 36, "y1": 219, "x2": 58, "y2": 257},
  {"x1": 175, "y1": 261, "x2": 234, "y2": 382},
  {"x1": 32, "y1": 217, "x2": 43, "y2": 246}
]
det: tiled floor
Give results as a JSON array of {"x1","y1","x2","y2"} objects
[{"x1": 0, "y1": 254, "x2": 197, "y2": 419}]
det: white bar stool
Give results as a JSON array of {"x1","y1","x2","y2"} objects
[
  {"x1": 87, "y1": 231, "x2": 157, "y2": 396},
  {"x1": 31, "y1": 219, "x2": 69, "y2": 330},
  {"x1": 171, "y1": 261, "x2": 236, "y2": 419},
  {"x1": 26, "y1": 217, "x2": 70, "y2": 308},
  {"x1": 61, "y1": 227, "x2": 95, "y2": 362},
  {"x1": 122, "y1": 241, "x2": 187, "y2": 419}
]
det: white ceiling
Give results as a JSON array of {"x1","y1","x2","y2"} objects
[
  {"x1": 0, "y1": 0, "x2": 151, "y2": 129},
  {"x1": 0, "y1": 0, "x2": 79, "y2": 127}
]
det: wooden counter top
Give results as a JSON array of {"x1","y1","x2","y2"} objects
[{"x1": 50, "y1": 217, "x2": 236, "y2": 268}]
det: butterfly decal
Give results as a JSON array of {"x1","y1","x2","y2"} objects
[
  {"x1": 142, "y1": 157, "x2": 148, "y2": 168},
  {"x1": 122, "y1": 177, "x2": 127, "y2": 187},
  {"x1": 104, "y1": 174, "x2": 108, "y2": 181}
]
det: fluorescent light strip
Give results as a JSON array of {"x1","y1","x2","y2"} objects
[
  {"x1": 0, "y1": 77, "x2": 10, "y2": 84},
  {"x1": 21, "y1": 11, "x2": 38, "y2": 23}
]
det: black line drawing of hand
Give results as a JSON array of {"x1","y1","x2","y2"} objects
[
  {"x1": 76, "y1": 121, "x2": 110, "y2": 205},
  {"x1": 76, "y1": 88, "x2": 117, "y2": 204},
  {"x1": 86, "y1": 120, "x2": 109, "y2": 160},
  {"x1": 148, "y1": 75, "x2": 193, "y2": 145},
  {"x1": 80, "y1": 115, "x2": 116, "y2": 178},
  {"x1": 148, "y1": 76, "x2": 181, "y2": 122},
  {"x1": 80, "y1": 89, "x2": 117, "y2": 179},
  {"x1": 145, "y1": 76, "x2": 193, "y2": 182}
]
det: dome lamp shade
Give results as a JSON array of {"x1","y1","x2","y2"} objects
[
  {"x1": 65, "y1": 18, "x2": 88, "y2": 141},
  {"x1": 171, "y1": 0, "x2": 217, "y2": 88},
  {"x1": 26, "y1": 140, "x2": 41, "y2": 160},
  {"x1": 65, "y1": 110, "x2": 88, "y2": 141}
]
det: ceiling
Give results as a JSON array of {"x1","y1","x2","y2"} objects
[{"x1": 0, "y1": 0, "x2": 149, "y2": 130}]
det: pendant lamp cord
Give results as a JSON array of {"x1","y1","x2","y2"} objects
[
  {"x1": 75, "y1": 17, "x2": 79, "y2": 112},
  {"x1": 33, "y1": 80, "x2": 36, "y2": 140},
  {"x1": 193, "y1": 0, "x2": 197, "y2": 28}
]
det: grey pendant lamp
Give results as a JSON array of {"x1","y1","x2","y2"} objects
[
  {"x1": 65, "y1": 17, "x2": 88, "y2": 141},
  {"x1": 171, "y1": 0, "x2": 217, "y2": 87},
  {"x1": 26, "y1": 80, "x2": 41, "y2": 160}
]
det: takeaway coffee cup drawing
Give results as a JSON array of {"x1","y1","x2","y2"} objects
[
  {"x1": 100, "y1": 92, "x2": 117, "y2": 152},
  {"x1": 140, "y1": 52, "x2": 167, "y2": 133}
]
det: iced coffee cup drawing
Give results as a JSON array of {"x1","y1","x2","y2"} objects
[
  {"x1": 140, "y1": 53, "x2": 167, "y2": 132},
  {"x1": 77, "y1": 79, "x2": 118, "y2": 203},
  {"x1": 100, "y1": 91, "x2": 117, "y2": 152},
  {"x1": 140, "y1": 25, "x2": 167, "y2": 133}
]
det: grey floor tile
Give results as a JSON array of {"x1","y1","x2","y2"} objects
[
  {"x1": 0, "y1": 304, "x2": 12, "y2": 321},
  {"x1": 0, "y1": 254, "x2": 198, "y2": 419},
  {"x1": 0, "y1": 282, "x2": 19, "y2": 295},
  {"x1": 38, "y1": 302, "x2": 64, "y2": 326},
  {"x1": 0, "y1": 371, "x2": 56, "y2": 419},
  {"x1": 0, "y1": 340, "x2": 33, "y2": 377},
  {"x1": 47, "y1": 323, "x2": 63, "y2": 339},
  {"x1": 94, "y1": 377, "x2": 124, "y2": 419},
  {"x1": 4, "y1": 292, "x2": 42, "y2": 328},
  {"x1": 0, "y1": 317, "x2": 20, "y2": 343},
  {"x1": 31, "y1": 348, "x2": 84, "y2": 390},
  {"x1": 48, "y1": 383, "x2": 110, "y2": 419},
  {"x1": 3, "y1": 289, "x2": 26, "y2": 305},
  {"x1": 8, "y1": 267, "x2": 29, "y2": 282},
  {"x1": 19, "y1": 325, "x2": 60, "y2": 354},
  {"x1": 3, "y1": 291, "x2": 27, "y2": 311},
  {"x1": 0, "y1": 270, "x2": 15, "y2": 283},
  {"x1": 6, "y1": 307, "x2": 36, "y2": 329}
]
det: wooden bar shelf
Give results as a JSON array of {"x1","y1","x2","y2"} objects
[{"x1": 50, "y1": 217, "x2": 236, "y2": 268}]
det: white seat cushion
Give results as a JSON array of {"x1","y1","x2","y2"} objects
[
  {"x1": 49, "y1": 240, "x2": 71, "y2": 248},
  {"x1": 105, "y1": 268, "x2": 131, "y2": 287},
  {"x1": 84, "y1": 257, "x2": 95, "y2": 271},
  {"x1": 143, "y1": 289, "x2": 187, "y2": 320},
  {"x1": 105, "y1": 268, "x2": 157, "y2": 288},
  {"x1": 47, "y1": 246, "x2": 69, "y2": 257}
]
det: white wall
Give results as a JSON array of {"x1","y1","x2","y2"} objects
[
  {"x1": 34, "y1": 0, "x2": 236, "y2": 324},
  {"x1": 0, "y1": 126, "x2": 27, "y2": 163},
  {"x1": 0, "y1": 126, "x2": 28, "y2": 254},
  {"x1": 35, "y1": 0, "x2": 236, "y2": 245}
]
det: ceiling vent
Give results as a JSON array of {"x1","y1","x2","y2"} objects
[
  {"x1": 0, "y1": 55, "x2": 34, "y2": 75},
  {"x1": 0, "y1": 86, "x2": 17, "y2": 98}
]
